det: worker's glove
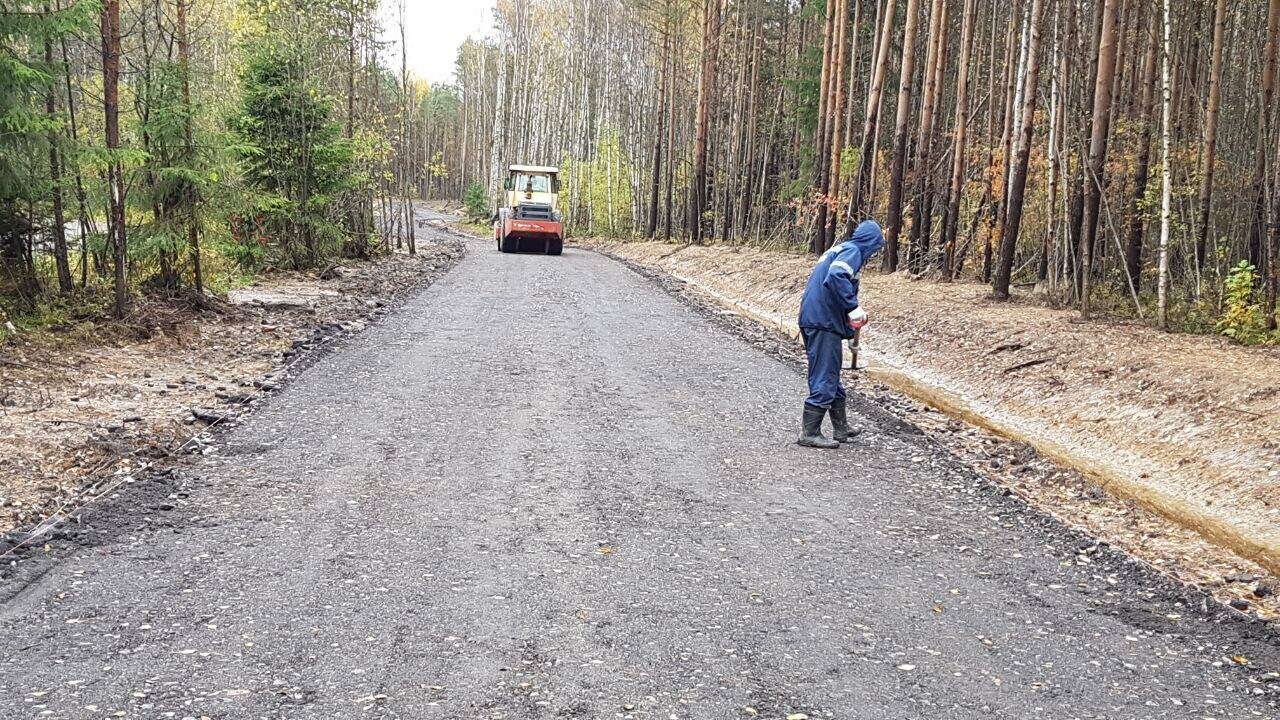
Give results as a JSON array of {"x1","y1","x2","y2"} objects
[{"x1": 847, "y1": 307, "x2": 868, "y2": 330}]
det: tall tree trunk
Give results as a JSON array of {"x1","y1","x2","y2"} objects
[
  {"x1": 820, "y1": 0, "x2": 852, "y2": 251},
  {"x1": 1270, "y1": 119, "x2": 1280, "y2": 330},
  {"x1": 647, "y1": 15, "x2": 670, "y2": 239},
  {"x1": 849, "y1": 0, "x2": 896, "y2": 224},
  {"x1": 741, "y1": 19, "x2": 763, "y2": 234},
  {"x1": 102, "y1": 0, "x2": 127, "y2": 318},
  {"x1": 1078, "y1": 0, "x2": 1120, "y2": 319},
  {"x1": 1123, "y1": 9, "x2": 1158, "y2": 293},
  {"x1": 993, "y1": 0, "x2": 1045, "y2": 299},
  {"x1": 1192, "y1": 0, "x2": 1228, "y2": 290},
  {"x1": 663, "y1": 26, "x2": 677, "y2": 241},
  {"x1": 690, "y1": 0, "x2": 721, "y2": 243},
  {"x1": 1249, "y1": 0, "x2": 1280, "y2": 273},
  {"x1": 942, "y1": 0, "x2": 977, "y2": 274},
  {"x1": 984, "y1": 8, "x2": 1018, "y2": 283},
  {"x1": 1157, "y1": 0, "x2": 1173, "y2": 329},
  {"x1": 882, "y1": 0, "x2": 921, "y2": 272},
  {"x1": 44, "y1": 12, "x2": 72, "y2": 293},
  {"x1": 823, "y1": 0, "x2": 857, "y2": 249},
  {"x1": 176, "y1": 0, "x2": 202, "y2": 294},
  {"x1": 1041, "y1": 0, "x2": 1069, "y2": 285},
  {"x1": 811, "y1": 0, "x2": 837, "y2": 253},
  {"x1": 1067, "y1": 0, "x2": 1104, "y2": 300},
  {"x1": 399, "y1": 1, "x2": 416, "y2": 256},
  {"x1": 906, "y1": 0, "x2": 946, "y2": 273},
  {"x1": 56, "y1": 2, "x2": 92, "y2": 288}
]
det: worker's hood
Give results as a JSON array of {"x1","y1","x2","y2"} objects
[{"x1": 847, "y1": 220, "x2": 885, "y2": 272}]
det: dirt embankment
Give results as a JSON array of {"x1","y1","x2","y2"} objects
[
  {"x1": 584, "y1": 239, "x2": 1280, "y2": 581},
  {"x1": 0, "y1": 242, "x2": 461, "y2": 539}
]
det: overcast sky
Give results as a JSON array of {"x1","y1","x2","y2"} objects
[{"x1": 380, "y1": 0, "x2": 497, "y2": 85}]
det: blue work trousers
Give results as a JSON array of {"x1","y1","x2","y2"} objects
[{"x1": 802, "y1": 328, "x2": 845, "y2": 409}]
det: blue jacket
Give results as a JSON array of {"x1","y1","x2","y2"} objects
[{"x1": 798, "y1": 220, "x2": 885, "y2": 339}]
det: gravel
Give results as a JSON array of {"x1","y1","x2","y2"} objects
[{"x1": 0, "y1": 223, "x2": 1276, "y2": 719}]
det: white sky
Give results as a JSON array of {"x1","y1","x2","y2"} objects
[{"x1": 380, "y1": 0, "x2": 497, "y2": 85}]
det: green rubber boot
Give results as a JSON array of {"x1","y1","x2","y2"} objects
[
  {"x1": 829, "y1": 398, "x2": 862, "y2": 443},
  {"x1": 797, "y1": 403, "x2": 840, "y2": 449}
]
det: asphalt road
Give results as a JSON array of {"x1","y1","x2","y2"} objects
[{"x1": 2, "y1": 223, "x2": 1277, "y2": 720}]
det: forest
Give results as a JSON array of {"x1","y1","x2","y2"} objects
[
  {"x1": 440, "y1": 0, "x2": 1280, "y2": 340},
  {"x1": 2, "y1": 0, "x2": 1279, "y2": 342},
  {"x1": 1, "y1": 0, "x2": 425, "y2": 321}
]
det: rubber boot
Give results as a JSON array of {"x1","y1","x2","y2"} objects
[
  {"x1": 829, "y1": 398, "x2": 862, "y2": 443},
  {"x1": 797, "y1": 403, "x2": 840, "y2": 449}
]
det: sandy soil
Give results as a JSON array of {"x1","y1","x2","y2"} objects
[
  {"x1": 0, "y1": 242, "x2": 462, "y2": 538},
  {"x1": 582, "y1": 238, "x2": 1280, "y2": 618}
]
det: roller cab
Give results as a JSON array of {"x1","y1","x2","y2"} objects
[{"x1": 495, "y1": 164, "x2": 564, "y2": 255}]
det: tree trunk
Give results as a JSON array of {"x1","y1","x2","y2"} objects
[
  {"x1": 849, "y1": 0, "x2": 897, "y2": 224},
  {"x1": 1123, "y1": 10, "x2": 1158, "y2": 294},
  {"x1": 822, "y1": 0, "x2": 857, "y2": 248},
  {"x1": 1249, "y1": 0, "x2": 1280, "y2": 273},
  {"x1": 44, "y1": 13, "x2": 72, "y2": 294},
  {"x1": 400, "y1": 2, "x2": 416, "y2": 256},
  {"x1": 1192, "y1": 0, "x2": 1228, "y2": 289},
  {"x1": 1078, "y1": 0, "x2": 1120, "y2": 319},
  {"x1": 102, "y1": 0, "x2": 127, "y2": 318},
  {"x1": 690, "y1": 0, "x2": 721, "y2": 243},
  {"x1": 906, "y1": 0, "x2": 947, "y2": 272},
  {"x1": 993, "y1": 0, "x2": 1046, "y2": 299},
  {"x1": 1066, "y1": 0, "x2": 1103, "y2": 300},
  {"x1": 942, "y1": 0, "x2": 977, "y2": 274},
  {"x1": 176, "y1": 0, "x2": 202, "y2": 294},
  {"x1": 1042, "y1": 0, "x2": 1070, "y2": 286},
  {"x1": 882, "y1": 0, "x2": 921, "y2": 272},
  {"x1": 1270, "y1": 119, "x2": 1280, "y2": 329},
  {"x1": 821, "y1": 0, "x2": 852, "y2": 251},
  {"x1": 1157, "y1": 0, "x2": 1173, "y2": 329},
  {"x1": 647, "y1": 16, "x2": 670, "y2": 239},
  {"x1": 56, "y1": 3, "x2": 93, "y2": 288},
  {"x1": 988, "y1": 7, "x2": 1020, "y2": 283},
  {"x1": 811, "y1": 0, "x2": 837, "y2": 253},
  {"x1": 663, "y1": 27, "x2": 677, "y2": 241}
]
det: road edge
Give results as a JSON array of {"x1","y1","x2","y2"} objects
[{"x1": 0, "y1": 236, "x2": 467, "y2": 603}]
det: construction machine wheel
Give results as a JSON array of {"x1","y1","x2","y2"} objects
[
  {"x1": 547, "y1": 240, "x2": 563, "y2": 256},
  {"x1": 500, "y1": 235, "x2": 518, "y2": 253}
]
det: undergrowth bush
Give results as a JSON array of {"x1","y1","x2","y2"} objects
[
  {"x1": 1216, "y1": 261, "x2": 1274, "y2": 345},
  {"x1": 463, "y1": 182, "x2": 489, "y2": 221}
]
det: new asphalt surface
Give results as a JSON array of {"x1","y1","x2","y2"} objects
[{"x1": 1, "y1": 222, "x2": 1278, "y2": 719}]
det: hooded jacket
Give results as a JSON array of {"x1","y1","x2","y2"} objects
[{"x1": 798, "y1": 220, "x2": 885, "y2": 339}]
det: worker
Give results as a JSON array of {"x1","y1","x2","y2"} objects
[{"x1": 796, "y1": 219, "x2": 885, "y2": 448}]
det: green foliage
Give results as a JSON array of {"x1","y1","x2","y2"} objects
[
  {"x1": 133, "y1": 58, "x2": 208, "y2": 286},
  {"x1": 230, "y1": 44, "x2": 354, "y2": 269},
  {"x1": 777, "y1": 176, "x2": 810, "y2": 206},
  {"x1": 421, "y1": 85, "x2": 461, "y2": 126},
  {"x1": 839, "y1": 146, "x2": 860, "y2": 180},
  {"x1": 1216, "y1": 261, "x2": 1274, "y2": 345},
  {"x1": 462, "y1": 182, "x2": 489, "y2": 221},
  {"x1": 0, "y1": 1, "x2": 97, "y2": 203},
  {"x1": 560, "y1": 128, "x2": 634, "y2": 237},
  {"x1": 780, "y1": 0, "x2": 827, "y2": 173},
  {"x1": 427, "y1": 151, "x2": 448, "y2": 180},
  {"x1": 0, "y1": 0, "x2": 97, "y2": 307}
]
